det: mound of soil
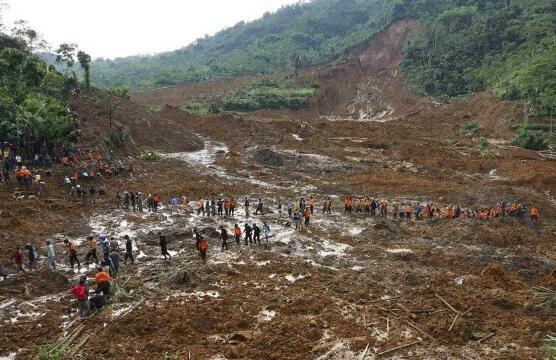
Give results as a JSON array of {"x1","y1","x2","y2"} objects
[
  {"x1": 0, "y1": 271, "x2": 69, "y2": 298},
  {"x1": 71, "y1": 95, "x2": 203, "y2": 154},
  {"x1": 253, "y1": 148, "x2": 285, "y2": 167}
]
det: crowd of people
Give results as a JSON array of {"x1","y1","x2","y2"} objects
[
  {"x1": 2, "y1": 147, "x2": 543, "y2": 320},
  {"x1": 339, "y1": 196, "x2": 540, "y2": 222}
]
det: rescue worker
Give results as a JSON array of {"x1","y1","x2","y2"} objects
[
  {"x1": 244, "y1": 223, "x2": 253, "y2": 245},
  {"x1": 233, "y1": 224, "x2": 242, "y2": 246},
  {"x1": 309, "y1": 197, "x2": 316, "y2": 214},
  {"x1": 64, "y1": 239, "x2": 80, "y2": 269},
  {"x1": 94, "y1": 267, "x2": 113, "y2": 300},
  {"x1": 303, "y1": 207, "x2": 312, "y2": 226},
  {"x1": 198, "y1": 238, "x2": 208, "y2": 264},
  {"x1": 109, "y1": 249, "x2": 120, "y2": 277},
  {"x1": 263, "y1": 222, "x2": 271, "y2": 244},
  {"x1": 85, "y1": 236, "x2": 99, "y2": 264},
  {"x1": 217, "y1": 199, "x2": 224, "y2": 216},
  {"x1": 230, "y1": 197, "x2": 237, "y2": 216},
  {"x1": 12, "y1": 247, "x2": 23, "y2": 271},
  {"x1": 70, "y1": 277, "x2": 90, "y2": 317},
  {"x1": 253, "y1": 224, "x2": 261, "y2": 245},
  {"x1": 159, "y1": 232, "x2": 172, "y2": 259},
  {"x1": 124, "y1": 235, "x2": 134, "y2": 265},
  {"x1": 255, "y1": 198, "x2": 263, "y2": 215},
  {"x1": 244, "y1": 197, "x2": 250, "y2": 217},
  {"x1": 46, "y1": 240, "x2": 56, "y2": 270},
  {"x1": 24, "y1": 243, "x2": 37, "y2": 269},
  {"x1": 220, "y1": 226, "x2": 229, "y2": 251},
  {"x1": 530, "y1": 206, "x2": 539, "y2": 223}
]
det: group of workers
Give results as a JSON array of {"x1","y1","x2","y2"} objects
[{"x1": 341, "y1": 197, "x2": 540, "y2": 222}]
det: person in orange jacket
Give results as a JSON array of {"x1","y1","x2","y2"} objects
[
  {"x1": 303, "y1": 207, "x2": 312, "y2": 226},
  {"x1": 233, "y1": 224, "x2": 242, "y2": 246},
  {"x1": 94, "y1": 267, "x2": 113, "y2": 299},
  {"x1": 530, "y1": 206, "x2": 539, "y2": 223}
]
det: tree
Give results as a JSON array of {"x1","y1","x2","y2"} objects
[
  {"x1": 98, "y1": 88, "x2": 129, "y2": 127},
  {"x1": 10, "y1": 20, "x2": 48, "y2": 52},
  {"x1": 55, "y1": 43, "x2": 77, "y2": 78},
  {"x1": 77, "y1": 50, "x2": 91, "y2": 88}
]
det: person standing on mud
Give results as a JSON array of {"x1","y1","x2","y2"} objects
[
  {"x1": 230, "y1": 197, "x2": 237, "y2": 216},
  {"x1": 277, "y1": 199, "x2": 283, "y2": 217},
  {"x1": 198, "y1": 238, "x2": 208, "y2": 264},
  {"x1": 198, "y1": 198, "x2": 205, "y2": 215},
  {"x1": 218, "y1": 199, "x2": 224, "y2": 216},
  {"x1": 124, "y1": 235, "x2": 134, "y2": 265},
  {"x1": 293, "y1": 210, "x2": 302, "y2": 229},
  {"x1": 136, "y1": 192, "x2": 143, "y2": 211},
  {"x1": 255, "y1": 198, "x2": 263, "y2": 215},
  {"x1": 224, "y1": 198, "x2": 230, "y2": 216},
  {"x1": 46, "y1": 240, "x2": 56, "y2": 270},
  {"x1": 253, "y1": 223, "x2": 261, "y2": 245},
  {"x1": 123, "y1": 191, "x2": 130, "y2": 210},
  {"x1": 158, "y1": 232, "x2": 172, "y2": 260},
  {"x1": 220, "y1": 226, "x2": 229, "y2": 251},
  {"x1": 205, "y1": 199, "x2": 211, "y2": 216},
  {"x1": 130, "y1": 191, "x2": 136, "y2": 210},
  {"x1": 233, "y1": 224, "x2": 242, "y2": 246},
  {"x1": 70, "y1": 277, "x2": 90, "y2": 317},
  {"x1": 263, "y1": 222, "x2": 271, "y2": 244},
  {"x1": 303, "y1": 207, "x2": 312, "y2": 227},
  {"x1": 309, "y1": 197, "x2": 316, "y2": 214},
  {"x1": 94, "y1": 267, "x2": 113, "y2": 300},
  {"x1": 287, "y1": 200, "x2": 293, "y2": 218},
  {"x1": 85, "y1": 236, "x2": 99, "y2": 264},
  {"x1": 244, "y1": 197, "x2": 250, "y2": 217},
  {"x1": 244, "y1": 223, "x2": 253, "y2": 245},
  {"x1": 64, "y1": 239, "x2": 81, "y2": 269},
  {"x1": 24, "y1": 243, "x2": 38, "y2": 269},
  {"x1": 530, "y1": 206, "x2": 539, "y2": 223},
  {"x1": 211, "y1": 198, "x2": 216, "y2": 216},
  {"x1": 12, "y1": 247, "x2": 23, "y2": 272}
]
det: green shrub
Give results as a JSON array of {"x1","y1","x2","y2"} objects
[
  {"x1": 462, "y1": 120, "x2": 479, "y2": 137},
  {"x1": 140, "y1": 148, "x2": 162, "y2": 161},
  {"x1": 546, "y1": 334, "x2": 556, "y2": 360},
  {"x1": 476, "y1": 137, "x2": 493, "y2": 156},
  {"x1": 512, "y1": 128, "x2": 548, "y2": 151},
  {"x1": 102, "y1": 127, "x2": 131, "y2": 149}
]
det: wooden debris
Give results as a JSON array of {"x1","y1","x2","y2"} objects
[
  {"x1": 448, "y1": 312, "x2": 460, "y2": 332},
  {"x1": 358, "y1": 343, "x2": 370, "y2": 360},
  {"x1": 477, "y1": 333, "x2": 495, "y2": 343},
  {"x1": 405, "y1": 320, "x2": 435, "y2": 341},
  {"x1": 434, "y1": 293, "x2": 458, "y2": 314},
  {"x1": 378, "y1": 340, "x2": 421, "y2": 356}
]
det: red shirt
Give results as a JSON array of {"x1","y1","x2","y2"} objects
[
  {"x1": 71, "y1": 284, "x2": 88, "y2": 300},
  {"x1": 12, "y1": 251, "x2": 22, "y2": 264}
]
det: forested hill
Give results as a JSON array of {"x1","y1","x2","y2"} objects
[
  {"x1": 91, "y1": 0, "x2": 395, "y2": 89},
  {"x1": 90, "y1": 0, "x2": 555, "y2": 114}
]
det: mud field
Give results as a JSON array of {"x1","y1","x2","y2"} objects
[{"x1": 1, "y1": 20, "x2": 555, "y2": 360}]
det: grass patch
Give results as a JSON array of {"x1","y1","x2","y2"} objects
[
  {"x1": 37, "y1": 344, "x2": 69, "y2": 360},
  {"x1": 182, "y1": 78, "x2": 318, "y2": 114}
]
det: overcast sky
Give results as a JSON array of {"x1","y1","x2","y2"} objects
[{"x1": 2, "y1": 0, "x2": 300, "y2": 59}]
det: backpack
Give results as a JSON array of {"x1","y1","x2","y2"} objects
[{"x1": 199, "y1": 241, "x2": 208, "y2": 251}]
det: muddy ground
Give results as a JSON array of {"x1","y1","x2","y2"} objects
[{"x1": 1, "y1": 19, "x2": 555, "y2": 360}]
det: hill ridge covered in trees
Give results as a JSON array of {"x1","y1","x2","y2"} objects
[{"x1": 87, "y1": 0, "x2": 555, "y2": 117}]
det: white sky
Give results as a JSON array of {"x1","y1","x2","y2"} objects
[{"x1": 2, "y1": 0, "x2": 300, "y2": 59}]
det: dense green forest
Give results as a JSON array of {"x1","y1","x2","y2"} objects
[
  {"x1": 89, "y1": 0, "x2": 396, "y2": 90},
  {"x1": 87, "y1": 0, "x2": 554, "y2": 117},
  {"x1": 0, "y1": 29, "x2": 77, "y2": 154},
  {"x1": 400, "y1": 0, "x2": 556, "y2": 115}
]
